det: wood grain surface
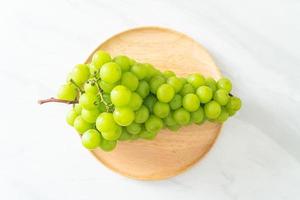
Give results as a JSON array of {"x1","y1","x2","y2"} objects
[{"x1": 85, "y1": 27, "x2": 223, "y2": 180}]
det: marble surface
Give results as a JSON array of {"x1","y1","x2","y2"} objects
[{"x1": 1, "y1": 0, "x2": 300, "y2": 199}]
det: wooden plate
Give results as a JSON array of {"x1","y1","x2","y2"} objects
[{"x1": 85, "y1": 27, "x2": 222, "y2": 180}]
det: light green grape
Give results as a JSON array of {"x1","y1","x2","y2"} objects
[
  {"x1": 164, "y1": 114, "x2": 177, "y2": 127},
  {"x1": 163, "y1": 70, "x2": 175, "y2": 78},
  {"x1": 121, "y1": 72, "x2": 139, "y2": 91},
  {"x1": 157, "y1": 84, "x2": 175, "y2": 103},
  {"x1": 168, "y1": 125, "x2": 181, "y2": 131},
  {"x1": 81, "y1": 108, "x2": 99, "y2": 123},
  {"x1": 126, "y1": 122, "x2": 142, "y2": 135},
  {"x1": 81, "y1": 129, "x2": 101, "y2": 149},
  {"x1": 131, "y1": 63, "x2": 148, "y2": 80},
  {"x1": 100, "y1": 62, "x2": 121, "y2": 84},
  {"x1": 205, "y1": 77, "x2": 217, "y2": 92},
  {"x1": 113, "y1": 55, "x2": 131, "y2": 71},
  {"x1": 136, "y1": 80, "x2": 150, "y2": 98},
  {"x1": 140, "y1": 129, "x2": 157, "y2": 140},
  {"x1": 217, "y1": 78, "x2": 232, "y2": 92},
  {"x1": 84, "y1": 80, "x2": 98, "y2": 94},
  {"x1": 57, "y1": 84, "x2": 77, "y2": 101},
  {"x1": 128, "y1": 92, "x2": 142, "y2": 111},
  {"x1": 71, "y1": 64, "x2": 90, "y2": 85},
  {"x1": 182, "y1": 93, "x2": 200, "y2": 112},
  {"x1": 204, "y1": 101, "x2": 221, "y2": 119},
  {"x1": 118, "y1": 129, "x2": 131, "y2": 141},
  {"x1": 191, "y1": 107, "x2": 204, "y2": 124},
  {"x1": 99, "y1": 80, "x2": 118, "y2": 94},
  {"x1": 196, "y1": 86, "x2": 213, "y2": 103},
  {"x1": 215, "y1": 109, "x2": 229, "y2": 122},
  {"x1": 150, "y1": 75, "x2": 165, "y2": 94},
  {"x1": 143, "y1": 63, "x2": 156, "y2": 80},
  {"x1": 135, "y1": 105, "x2": 149, "y2": 123},
  {"x1": 73, "y1": 116, "x2": 92, "y2": 134},
  {"x1": 180, "y1": 83, "x2": 195, "y2": 96},
  {"x1": 101, "y1": 125, "x2": 122, "y2": 141},
  {"x1": 92, "y1": 50, "x2": 111, "y2": 69},
  {"x1": 187, "y1": 73, "x2": 205, "y2": 88},
  {"x1": 214, "y1": 89, "x2": 229, "y2": 105},
  {"x1": 167, "y1": 76, "x2": 183, "y2": 93},
  {"x1": 145, "y1": 115, "x2": 163, "y2": 133},
  {"x1": 96, "y1": 112, "x2": 118, "y2": 133},
  {"x1": 74, "y1": 104, "x2": 82, "y2": 114},
  {"x1": 226, "y1": 96, "x2": 242, "y2": 111},
  {"x1": 113, "y1": 107, "x2": 135, "y2": 126},
  {"x1": 173, "y1": 108, "x2": 190, "y2": 125},
  {"x1": 79, "y1": 93, "x2": 98, "y2": 110},
  {"x1": 169, "y1": 94, "x2": 182, "y2": 110},
  {"x1": 153, "y1": 101, "x2": 170, "y2": 118},
  {"x1": 110, "y1": 85, "x2": 132, "y2": 107},
  {"x1": 143, "y1": 94, "x2": 157, "y2": 112},
  {"x1": 100, "y1": 139, "x2": 117, "y2": 151},
  {"x1": 66, "y1": 109, "x2": 78, "y2": 126}
]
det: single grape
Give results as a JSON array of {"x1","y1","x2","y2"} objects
[
  {"x1": 163, "y1": 70, "x2": 175, "y2": 78},
  {"x1": 110, "y1": 85, "x2": 132, "y2": 107},
  {"x1": 126, "y1": 122, "x2": 142, "y2": 135},
  {"x1": 74, "y1": 104, "x2": 82, "y2": 114},
  {"x1": 79, "y1": 93, "x2": 98, "y2": 110},
  {"x1": 118, "y1": 129, "x2": 131, "y2": 141},
  {"x1": 150, "y1": 75, "x2": 165, "y2": 94},
  {"x1": 187, "y1": 73, "x2": 205, "y2": 88},
  {"x1": 96, "y1": 112, "x2": 118, "y2": 133},
  {"x1": 191, "y1": 107, "x2": 204, "y2": 124},
  {"x1": 97, "y1": 102, "x2": 107, "y2": 112},
  {"x1": 145, "y1": 115, "x2": 163, "y2": 133},
  {"x1": 144, "y1": 94, "x2": 157, "y2": 112},
  {"x1": 99, "y1": 80, "x2": 118, "y2": 94},
  {"x1": 167, "y1": 125, "x2": 181, "y2": 131},
  {"x1": 128, "y1": 92, "x2": 142, "y2": 111},
  {"x1": 182, "y1": 93, "x2": 200, "y2": 112},
  {"x1": 131, "y1": 63, "x2": 148, "y2": 80},
  {"x1": 214, "y1": 89, "x2": 229, "y2": 105},
  {"x1": 205, "y1": 77, "x2": 217, "y2": 92},
  {"x1": 101, "y1": 125, "x2": 122, "y2": 141},
  {"x1": 136, "y1": 80, "x2": 150, "y2": 98},
  {"x1": 196, "y1": 86, "x2": 213, "y2": 103},
  {"x1": 169, "y1": 94, "x2": 182, "y2": 110},
  {"x1": 113, "y1": 107, "x2": 135, "y2": 126},
  {"x1": 140, "y1": 129, "x2": 157, "y2": 140},
  {"x1": 81, "y1": 108, "x2": 99, "y2": 123},
  {"x1": 84, "y1": 80, "x2": 98, "y2": 94},
  {"x1": 100, "y1": 139, "x2": 117, "y2": 151},
  {"x1": 173, "y1": 108, "x2": 190, "y2": 125},
  {"x1": 226, "y1": 107, "x2": 236, "y2": 116},
  {"x1": 66, "y1": 109, "x2": 78, "y2": 126},
  {"x1": 215, "y1": 109, "x2": 229, "y2": 122},
  {"x1": 113, "y1": 55, "x2": 131, "y2": 71},
  {"x1": 121, "y1": 72, "x2": 139, "y2": 91},
  {"x1": 226, "y1": 96, "x2": 242, "y2": 111},
  {"x1": 135, "y1": 105, "x2": 149, "y2": 123},
  {"x1": 73, "y1": 116, "x2": 92, "y2": 134},
  {"x1": 180, "y1": 83, "x2": 195, "y2": 96},
  {"x1": 89, "y1": 64, "x2": 99, "y2": 77},
  {"x1": 71, "y1": 64, "x2": 90, "y2": 85},
  {"x1": 100, "y1": 62, "x2": 122, "y2": 84},
  {"x1": 92, "y1": 50, "x2": 111, "y2": 69},
  {"x1": 143, "y1": 63, "x2": 156, "y2": 80},
  {"x1": 153, "y1": 101, "x2": 170, "y2": 118},
  {"x1": 157, "y1": 84, "x2": 175, "y2": 103},
  {"x1": 167, "y1": 76, "x2": 183, "y2": 93},
  {"x1": 217, "y1": 78, "x2": 232, "y2": 92},
  {"x1": 164, "y1": 114, "x2": 177, "y2": 127},
  {"x1": 129, "y1": 133, "x2": 140, "y2": 140},
  {"x1": 204, "y1": 101, "x2": 221, "y2": 119},
  {"x1": 57, "y1": 84, "x2": 77, "y2": 101},
  {"x1": 81, "y1": 129, "x2": 101, "y2": 149}
]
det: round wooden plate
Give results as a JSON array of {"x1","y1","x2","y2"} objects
[{"x1": 85, "y1": 27, "x2": 222, "y2": 180}]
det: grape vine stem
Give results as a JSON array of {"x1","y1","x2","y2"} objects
[{"x1": 38, "y1": 97, "x2": 78, "y2": 105}]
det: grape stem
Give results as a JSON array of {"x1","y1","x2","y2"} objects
[{"x1": 38, "y1": 97, "x2": 78, "y2": 105}]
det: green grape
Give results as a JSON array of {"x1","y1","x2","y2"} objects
[
  {"x1": 101, "y1": 125, "x2": 122, "y2": 141},
  {"x1": 153, "y1": 101, "x2": 170, "y2": 118},
  {"x1": 156, "y1": 84, "x2": 175, "y2": 103},
  {"x1": 180, "y1": 77, "x2": 187, "y2": 85},
  {"x1": 145, "y1": 115, "x2": 163, "y2": 133},
  {"x1": 217, "y1": 78, "x2": 232, "y2": 92},
  {"x1": 110, "y1": 85, "x2": 132, "y2": 107},
  {"x1": 129, "y1": 133, "x2": 140, "y2": 140},
  {"x1": 73, "y1": 116, "x2": 92, "y2": 134},
  {"x1": 144, "y1": 94, "x2": 157, "y2": 112},
  {"x1": 57, "y1": 84, "x2": 77, "y2": 101},
  {"x1": 113, "y1": 55, "x2": 131, "y2": 71},
  {"x1": 71, "y1": 64, "x2": 90, "y2": 85},
  {"x1": 204, "y1": 101, "x2": 221, "y2": 119},
  {"x1": 74, "y1": 104, "x2": 82, "y2": 114},
  {"x1": 143, "y1": 63, "x2": 156, "y2": 80},
  {"x1": 135, "y1": 105, "x2": 149, "y2": 123},
  {"x1": 92, "y1": 50, "x2": 111, "y2": 69},
  {"x1": 81, "y1": 129, "x2": 101, "y2": 149},
  {"x1": 100, "y1": 139, "x2": 117, "y2": 152},
  {"x1": 84, "y1": 80, "x2": 98, "y2": 94},
  {"x1": 182, "y1": 94, "x2": 200, "y2": 112},
  {"x1": 169, "y1": 94, "x2": 182, "y2": 110},
  {"x1": 150, "y1": 75, "x2": 165, "y2": 94},
  {"x1": 136, "y1": 80, "x2": 150, "y2": 98},
  {"x1": 164, "y1": 114, "x2": 177, "y2": 127},
  {"x1": 100, "y1": 62, "x2": 122, "y2": 84},
  {"x1": 118, "y1": 129, "x2": 131, "y2": 141},
  {"x1": 81, "y1": 108, "x2": 99, "y2": 123},
  {"x1": 173, "y1": 108, "x2": 190, "y2": 125},
  {"x1": 126, "y1": 122, "x2": 142, "y2": 135},
  {"x1": 214, "y1": 89, "x2": 229, "y2": 105},
  {"x1": 96, "y1": 112, "x2": 118, "y2": 133},
  {"x1": 168, "y1": 125, "x2": 181, "y2": 131},
  {"x1": 216, "y1": 109, "x2": 229, "y2": 122},
  {"x1": 113, "y1": 107, "x2": 135, "y2": 126},
  {"x1": 196, "y1": 86, "x2": 213, "y2": 103},
  {"x1": 99, "y1": 80, "x2": 118, "y2": 94},
  {"x1": 140, "y1": 129, "x2": 157, "y2": 140},
  {"x1": 191, "y1": 107, "x2": 204, "y2": 124},
  {"x1": 66, "y1": 109, "x2": 78, "y2": 126},
  {"x1": 102, "y1": 93, "x2": 112, "y2": 104},
  {"x1": 128, "y1": 92, "x2": 142, "y2": 111},
  {"x1": 121, "y1": 72, "x2": 139, "y2": 91},
  {"x1": 97, "y1": 102, "x2": 106, "y2": 112},
  {"x1": 89, "y1": 64, "x2": 99, "y2": 77},
  {"x1": 187, "y1": 73, "x2": 205, "y2": 88},
  {"x1": 167, "y1": 76, "x2": 183, "y2": 93},
  {"x1": 226, "y1": 107, "x2": 236, "y2": 116},
  {"x1": 226, "y1": 96, "x2": 242, "y2": 111},
  {"x1": 180, "y1": 83, "x2": 195, "y2": 96},
  {"x1": 131, "y1": 63, "x2": 148, "y2": 80},
  {"x1": 79, "y1": 93, "x2": 98, "y2": 110},
  {"x1": 205, "y1": 77, "x2": 217, "y2": 92},
  {"x1": 163, "y1": 70, "x2": 175, "y2": 78}
]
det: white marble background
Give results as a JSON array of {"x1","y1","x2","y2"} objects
[{"x1": 0, "y1": 0, "x2": 300, "y2": 199}]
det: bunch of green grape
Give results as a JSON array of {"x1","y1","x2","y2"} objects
[{"x1": 57, "y1": 50, "x2": 242, "y2": 151}]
